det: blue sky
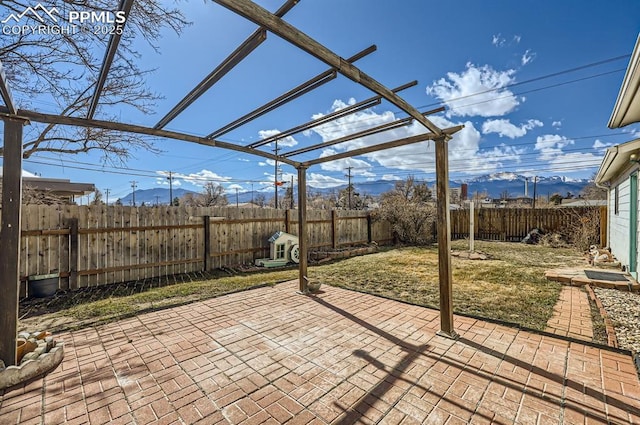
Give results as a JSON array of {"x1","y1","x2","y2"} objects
[{"x1": 6, "y1": 0, "x2": 640, "y2": 202}]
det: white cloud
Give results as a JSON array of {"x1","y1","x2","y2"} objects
[
  {"x1": 156, "y1": 169, "x2": 231, "y2": 187},
  {"x1": 534, "y1": 134, "x2": 574, "y2": 161},
  {"x1": 521, "y1": 49, "x2": 535, "y2": 66},
  {"x1": 382, "y1": 174, "x2": 401, "y2": 181},
  {"x1": 258, "y1": 159, "x2": 276, "y2": 167},
  {"x1": 552, "y1": 120, "x2": 562, "y2": 128},
  {"x1": 482, "y1": 119, "x2": 543, "y2": 139},
  {"x1": 227, "y1": 183, "x2": 245, "y2": 192},
  {"x1": 238, "y1": 158, "x2": 250, "y2": 162},
  {"x1": 534, "y1": 134, "x2": 600, "y2": 172},
  {"x1": 257, "y1": 129, "x2": 298, "y2": 147},
  {"x1": 307, "y1": 173, "x2": 346, "y2": 189},
  {"x1": 426, "y1": 63, "x2": 519, "y2": 117},
  {"x1": 492, "y1": 34, "x2": 506, "y2": 47},
  {"x1": 304, "y1": 102, "x2": 525, "y2": 177},
  {"x1": 318, "y1": 149, "x2": 374, "y2": 176},
  {"x1": 310, "y1": 99, "x2": 396, "y2": 142},
  {"x1": 593, "y1": 139, "x2": 613, "y2": 150},
  {"x1": 492, "y1": 34, "x2": 520, "y2": 47}
]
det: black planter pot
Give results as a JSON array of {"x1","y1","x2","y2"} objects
[{"x1": 28, "y1": 273, "x2": 59, "y2": 298}]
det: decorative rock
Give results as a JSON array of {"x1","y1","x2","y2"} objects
[
  {"x1": 17, "y1": 332, "x2": 31, "y2": 340},
  {"x1": 594, "y1": 287, "x2": 640, "y2": 354}
]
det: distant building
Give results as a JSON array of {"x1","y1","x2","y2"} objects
[
  {"x1": 23, "y1": 177, "x2": 95, "y2": 203},
  {"x1": 0, "y1": 167, "x2": 95, "y2": 203}
]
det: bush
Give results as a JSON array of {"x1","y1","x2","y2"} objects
[
  {"x1": 373, "y1": 177, "x2": 436, "y2": 245},
  {"x1": 557, "y1": 207, "x2": 602, "y2": 251}
]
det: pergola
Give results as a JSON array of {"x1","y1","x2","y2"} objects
[{"x1": 0, "y1": 0, "x2": 463, "y2": 367}]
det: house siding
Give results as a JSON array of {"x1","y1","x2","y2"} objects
[
  {"x1": 610, "y1": 178, "x2": 630, "y2": 268},
  {"x1": 608, "y1": 163, "x2": 640, "y2": 273}
]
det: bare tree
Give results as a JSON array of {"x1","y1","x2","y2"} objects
[
  {"x1": 181, "y1": 182, "x2": 228, "y2": 207},
  {"x1": 254, "y1": 193, "x2": 266, "y2": 207},
  {"x1": 0, "y1": 0, "x2": 189, "y2": 161},
  {"x1": 581, "y1": 173, "x2": 608, "y2": 200},
  {"x1": 91, "y1": 188, "x2": 104, "y2": 205}
]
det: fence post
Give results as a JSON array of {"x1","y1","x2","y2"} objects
[
  {"x1": 600, "y1": 205, "x2": 608, "y2": 246},
  {"x1": 366, "y1": 213, "x2": 372, "y2": 243},
  {"x1": 469, "y1": 202, "x2": 475, "y2": 251},
  {"x1": 203, "y1": 215, "x2": 210, "y2": 272},
  {"x1": 68, "y1": 218, "x2": 79, "y2": 290},
  {"x1": 332, "y1": 210, "x2": 338, "y2": 249},
  {"x1": 285, "y1": 209, "x2": 290, "y2": 234}
]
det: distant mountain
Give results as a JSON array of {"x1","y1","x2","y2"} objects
[
  {"x1": 115, "y1": 173, "x2": 592, "y2": 205},
  {"x1": 115, "y1": 188, "x2": 196, "y2": 206},
  {"x1": 465, "y1": 172, "x2": 590, "y2": 199}
]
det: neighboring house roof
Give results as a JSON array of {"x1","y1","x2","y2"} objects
[
  {"x1": 595, "y1": 138, "x2": 640, "y2": 184},
  {"x1": 609, "y1": 34, "x2": 640, "y2": 128},
  {"x1": 23, "y1": 177, "x2": 95, "y2": 197},
  {"x1": 560, "y1": 199, "x2": 607, "y2": 207}
]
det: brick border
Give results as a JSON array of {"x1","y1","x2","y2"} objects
[{"x1": 585, "y1": 284, "x2": 618, "y2": 348}]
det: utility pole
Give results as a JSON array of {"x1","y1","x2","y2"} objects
[
  {"x1": 251, "y1": 183, "x2": 254, "y2": 205},
  {"x1": 235, "y1": 187, "x2": 239, "y2": 207},
  {"x1": 167, "y1": 171, "x2": 173, "y2": 205},
  {"x1": 345, "y1": 166, "x2": 353, "y2": 209},
  {"x1": 105, "y1": 188, "x2": 110, "y2": 206},
  {"x1": 532, "y1": 176, "x2": 538, "y2": 209},
  {"x1": 274, "y1": 140, "x2": 280, "y2": 209},
  {"x1": 130, "y1": 180, "x2": 137, "y2": 206},
  {"x1": 155, "y1": 195, "x2": 160, "y2": 206}
]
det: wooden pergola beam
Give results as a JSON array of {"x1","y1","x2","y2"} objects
[
  {"x1": 296, "y1": 165, "x2": 309, "y2": 293},
  {"x1": 435, "y1": 134, "x2": 457, "y2": 339},
  {"x1": 286, "y1": 106, "x2": 445, "y2": 158},
  {"x1": 0, "y1": 117, "x2": 27, "y2": 366},
  {"x1": 0, "y1": 59, "x2": 17, "y2": 115},
  {"x1": 0, "y1": 107, "x2": 300, "y2": 167},
  {"x1": 154, "y1": 0, "x2": 300, "y2": 129},
  {"x1": 211, "y1": 70, "x2": 338, "y2": 140},
  {"x1": 212, "y1": 0, "x2": 442, "y2": 136},
  {"x1": 256, "y1": 80, "x2": 418, "y2": 149},
  {"x1": 87, "y1": 0, "x2": 134, "y2": 119},
  {"x1": 303, "y1": 125, "x2": 463, "y2": 167},
  {"x1": 212, "y1": 44, "x2": 377, "y2": 141},
  {"x1": 253, "y1": 97, "x2": 381, "y2": 148}
]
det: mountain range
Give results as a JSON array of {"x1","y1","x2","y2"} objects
[{"x1": 113, "y1": 173, "x2": 592, "y2": 205}]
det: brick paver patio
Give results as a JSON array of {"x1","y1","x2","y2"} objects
[
  {"x1": 2, "y1": 282, "x2": 639, "y2": 424},
  {"x1": 545, "y1": 286, "x2": 594, "y2": 342}
]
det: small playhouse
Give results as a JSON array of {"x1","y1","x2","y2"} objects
[{"x1": 255, "y1": 231, "x2": 300, "y2": 267}]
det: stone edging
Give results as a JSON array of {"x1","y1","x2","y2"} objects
[
  {"x1": 585, "y1": 284, "x2": 618, "y2": 348},
  {"x1": 0, "y1": 344, "x2": 64, "y2": 392}
]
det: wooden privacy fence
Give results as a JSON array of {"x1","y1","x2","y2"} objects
[
  {"x1": 449, "y1": 206, "x2": 607, "y2": 243},
  {"x1": 18, "y1": 205, "x2": 393, "y2": 295}
]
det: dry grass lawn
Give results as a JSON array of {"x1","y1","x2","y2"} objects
[
  {"x1": 314, "y1": 240, "x2": 585, "y2": 330},
  {"x1": 19, "y1": 240, "x2": 585, "y2": 333}
]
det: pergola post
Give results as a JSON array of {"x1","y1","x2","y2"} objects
[
  {"x1": 0, "y1": 116, "x2": 26, "y2": 366},
  {"x1": 296, "y1": 165, "x2": 309, "y2": 294},
  {"x1": 435, "y1": 135, "x2": 458, "y2": 339}
]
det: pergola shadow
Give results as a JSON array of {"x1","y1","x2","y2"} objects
[{"x1": 310, "y1": 295, "x2": 637, "y2": 424}]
